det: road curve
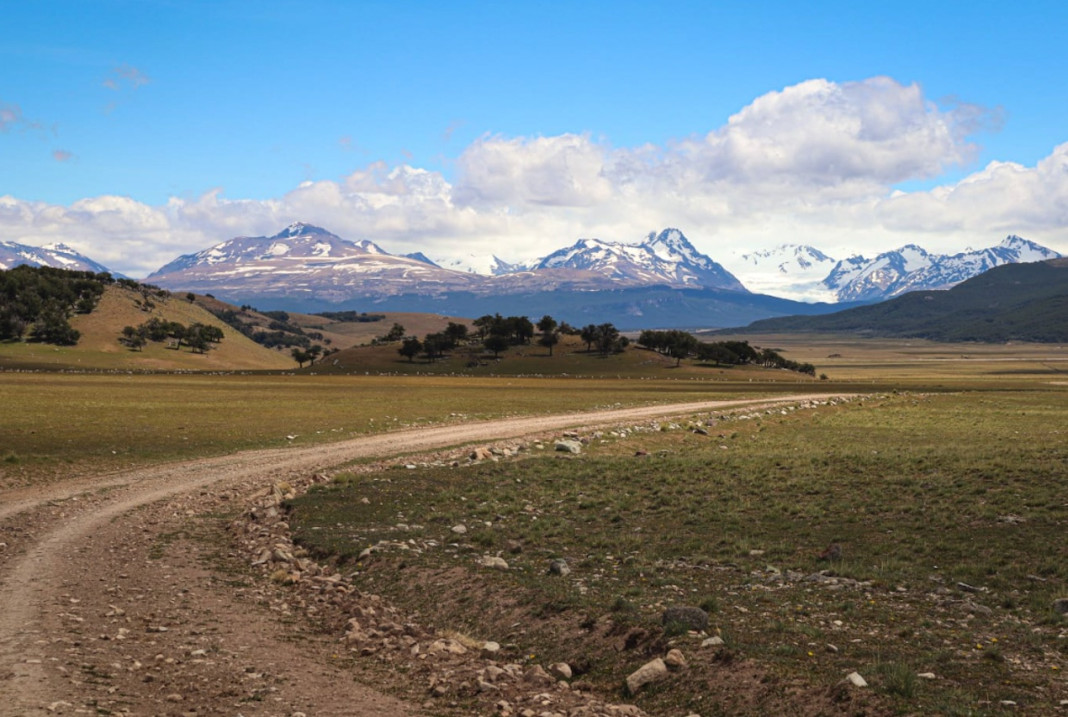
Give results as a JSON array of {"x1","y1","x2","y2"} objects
[{"x1": 0, "y1": 393, "x2": 850, "y2": 714}]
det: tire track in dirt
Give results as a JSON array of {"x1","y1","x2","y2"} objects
[{"x1": 0, "y1": 394, "x2": 851, "y2": 714}]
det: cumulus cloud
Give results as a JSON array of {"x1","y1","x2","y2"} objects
[
  {"x1": 1, "y1": 76, "x2": 1066, "y2": 280},
  {"x1": 454, "y1": 133, "x2": 617, "y2": 208}
]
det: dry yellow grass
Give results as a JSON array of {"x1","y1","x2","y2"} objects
[
  {"x1": 286, "y1": 310, "x2": 473, "y2": 349},
  {"x1": 0, "y1": 285, "x2": 292, "y2": 371},
  {"x1": 711, "y1": 332, "x2": 1068, "y2": 386}
]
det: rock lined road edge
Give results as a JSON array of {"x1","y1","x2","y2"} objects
[{"x1": 0, "y1": 393, "x2": 855, "y2": 715}]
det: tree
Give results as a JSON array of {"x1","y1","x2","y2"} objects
[
  {"x1": 291, "y1": 348, "x2": 310, "y2": 368},
  {"x1": 444, "y1": 321, "x2": 469, "y2": 345},
  {"x1": 398, "y1": 336, "x2": 422, "y2": 362},
  {"x1": 594, "y1": 323, "x2": 620, "y2": 356},
  {"x1": 536, "y1": 315, "x2": 557, "y2": 333},
  {"x1": 508, "y1": 316, "x2": 535, "y2": 344},
  {"x1": 665, "y1": 332, "x2": 699, "y2": 366},
  {"x1": 379, "y1": 322, "x2": 406, "y2": 343},
  {"x1": 483, "y1": 334, "x2": 509, "y2": 358},
  {"x1": 120, "y1": 325, "x2": 147, "y2": 351},
  {"x1": 538, "y1": 329, "x2": 559, "y2": 356},
  {"x1": 32, "y1": 304, "x2": 80, "y2": 346},
  {"x1": 422, "y1": 332, "x2": 450, "y2": 361},
  {"x1": 580, "y1": 324, "x2": 598, "y2": 352}
]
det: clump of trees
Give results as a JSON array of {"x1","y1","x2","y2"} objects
[
  {"x1": 396, "y1": 321, "x2": 471, "y2": 362},
  {"x1": 206, "y1": 304, "x2": 328, "y2": 353},
  {"x1": 376, "y1": 322, "x2": 407, "y2": 343},
  {"x1": 637, "y1": 330, "x2": 816, "y2": 375},
  {"x1": 119, "y1": 318, "x2": 225, "y2": 353},
  {"x1": 579, "y1": 323, "x2": 629, "y2": 356},
  {"x1": 0, "y1": 265, "x2": 113, "y2": 345}
]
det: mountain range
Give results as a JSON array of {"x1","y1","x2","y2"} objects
[
  {"x1": 731, "y1": 258, "x2": 1068, "y2": 343},
  {"x1": 2, "y1": 224, "x2": 1062, "y2": 328},
  {"x1": 145, "y1": 223, "x2": 749, "y2": 301}
]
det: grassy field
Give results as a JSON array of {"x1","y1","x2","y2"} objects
[
  {"x1": 0, "y1": 371, "x2": 799, "y2": 489},
  {"x1": 708, "y1": 333, "x2": 1068, "y2": 387},
  {"x1": 3, "y1": 332, "x2": 1066, "y2": 714},
  {"x1": 288, "y1": 389, "x2": 1068, "y2": 715}
]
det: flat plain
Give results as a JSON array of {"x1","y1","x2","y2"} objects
[{"x1": 0, "y1": 336, "x2": 1065, "y2": 715}]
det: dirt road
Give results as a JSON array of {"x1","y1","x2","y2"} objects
[{"x1": 0, "y1": 395, "x2": 849, "y2": 715}]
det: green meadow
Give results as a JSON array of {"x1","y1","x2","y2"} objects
[{"x1": 2, "y1": 335, "x2": 1065, "y2": 714}]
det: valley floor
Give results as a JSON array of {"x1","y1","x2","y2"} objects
[{"x1": 0, "y1": 396, "x2": 848, "y2": 716}]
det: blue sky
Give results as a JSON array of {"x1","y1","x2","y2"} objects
[{"x1": 3, "y1": 0, "x2": 1068, "y2": 280}]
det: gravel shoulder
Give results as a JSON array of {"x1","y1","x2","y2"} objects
[{"x1": 0, "y1": 394, "x2": 850, "y2": 715}]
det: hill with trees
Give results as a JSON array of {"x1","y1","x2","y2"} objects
[{"x1": 726, "y1": 258, "x2": 1068, "y2": 342}]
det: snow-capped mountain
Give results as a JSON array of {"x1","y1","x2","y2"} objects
[
  {"x1": 824, "y1": 236, "x2": 1061, "y2": 302},
  {"x1": 532, "y1": 228, "x2": 746, "y2": 292},
  {"x1": 143, "y1": 222, "x2": 1061, "y2": 312},
  {"x1": 724, "y1": 244, "x2": 838, "y2": 301},
  {"x1": 147, "y1": 222, "x2": 481, "y2": 301},
  {"x1": 434, "y1": 254, "x2": 526, "y2": 276},
  {"x1": 0, "y1": 240, "x2": 115, "y2": 274},
  {"x1": 147, "y1": 224, "x2": 747, "y2": 306}
]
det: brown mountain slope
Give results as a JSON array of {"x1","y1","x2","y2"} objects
[{"x1": 0, "y1": 284, "x2": 294, "y2": 371}]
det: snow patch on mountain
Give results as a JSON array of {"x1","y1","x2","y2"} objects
[
  {"x1": 722, "y1": 244, "x2": 838, "y2": 301},
  {"x1": 823, "y1": 236, "x2": 1061, "y2": 302},
  {"x1": 435, "y1": 254, "x2": 527, "y2": 276},
  {"x1": 531, "y1": 228, "x2": 746, "y2": 292},
  {"x1": 0, "y1": 240, "x2": 115, "y2": 274}
]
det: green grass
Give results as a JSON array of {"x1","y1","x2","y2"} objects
[
  {"x1": 287, "y1": 391, "x2": 1068, "y2": 715},
  {"x1": 0, "y1": 370, "x2": 808, "y2": 488}
]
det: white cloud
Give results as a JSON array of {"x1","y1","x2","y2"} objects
[{"x1": 2, "y1": 76, "x2": 1067, "y2": 281}]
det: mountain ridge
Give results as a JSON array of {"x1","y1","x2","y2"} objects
[
  {"x1": 728, "y1": 258, "x2": 1068, "y2": 342},
  {"x1": 0, "y1": 239, "x2": 117, "y2": 275}
]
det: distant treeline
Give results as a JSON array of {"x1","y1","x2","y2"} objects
[
  {"x1": 638, "y1": 330, "x2": 816, "y2": 375},
  {"x1": 0, "y1": 265, "x2": 113, "y2": 345},
  {"x1": 206, "y1": 306, "x2": 326, "y2": 350},
  {"x1": 120, "y1": 318, "x2": 224, "y2": 353},
  {"x1": 315, "y1": 310, "x2": 386, "y2": 323}
]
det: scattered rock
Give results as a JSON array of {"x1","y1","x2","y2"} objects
[
  {"x1": 1052, "y1": 597, "x2": 1068, "y2": 615},
  {"x1": 625, "y1": 658, "x2": 668, "y2": 695},
  {"x1": 661, "y1": 605, "x2": 709, "y2": 632},
  {"x1": 480, "y1": 641, "x2": 501, "y2": 659},
  {"x1": 548, "y1": 559, "x2": 570, "y2": 576},
  {"x1": 555, "y1": 439, "x2": 583, "y2": 454},
  {"x1": 845, "y1": 671, "x2": 868, "y2": 687},
  {"x1": 818, "y1": 544, "x2": 842, "y2": 561},
  {"x1": 506, "y1": 540, "x2": 523, "y2": 554},
  {"x1": 549, "y1": 662, "x2": 573, "y2": 680},
  {"x1": 524, "y1": 664, "x2": 555, "y2": 686},
  {"x1": 701, "y1": 636, "x2": 725, "y2": 648},
  {"x1": 917, "y1": 672, "x2": 937, "y2": 680},
  {"x1": 451, "y1": 524, "x2": 468, "y2": 535},
  {"x1": 480, "y1": 556, "x2": 509, "y2": 570},
  {"x1": 664, "y1": 649, "x2": 687, "y2": 670}
]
